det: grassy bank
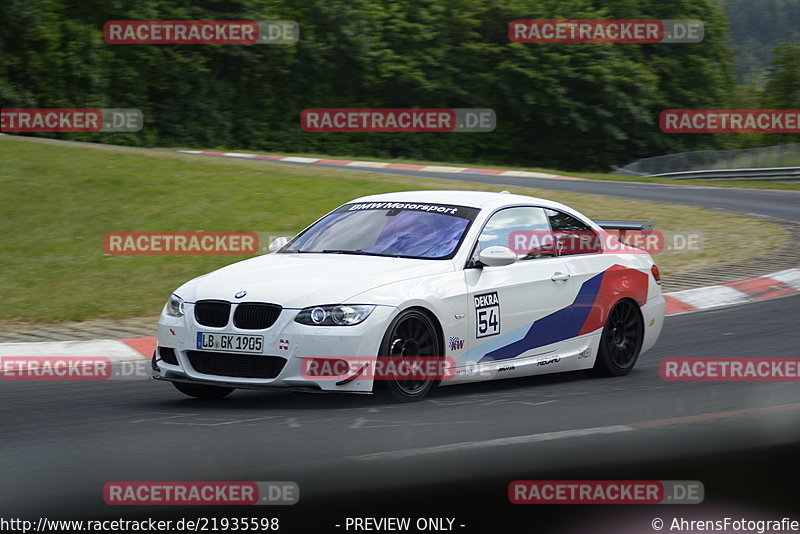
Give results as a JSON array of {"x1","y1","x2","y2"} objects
[{"x1": 0, "y1": 136, "x2": 788, "y2": 322}]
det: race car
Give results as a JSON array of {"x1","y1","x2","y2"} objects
[{"x1": 153, "y1": 190, "x2": 665, "y2": 401}]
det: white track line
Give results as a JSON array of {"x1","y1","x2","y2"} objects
[{"x1": 353, "y1": 425, "x2": 635, "y2": 461}]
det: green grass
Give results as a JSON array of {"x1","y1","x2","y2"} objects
[
  {"x1": 0, "y1": 136, "x2": 789, "y2": 322},
  {"x1": 170, "y1": 145, "x2": 800, "y2": 191}
]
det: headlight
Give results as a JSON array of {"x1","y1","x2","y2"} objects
[
  {"x1": 165, "y1": 294, "x2": 184, "y2": 317},
  {"x1": 294, "y1": 305, "x2": 375, "y2": 326}
]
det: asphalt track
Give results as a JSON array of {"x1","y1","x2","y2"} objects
[
  {"x1": 1, "y1": 296, "x2": 798, "y2": 527},
  {"x1": 1, "y1": 144, "x2": 799, "y2": 529},
  {"x1": 208, "y1": 156, "x2": 800, "y2": 221}
]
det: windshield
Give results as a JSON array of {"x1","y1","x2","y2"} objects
[{"x1": 283, "y1": 201, "x2": 479, "y2": 259}]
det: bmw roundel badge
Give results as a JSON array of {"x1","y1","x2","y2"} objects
[{"x1": 234, "y1": 290, "x2": 247, "y2": 299}]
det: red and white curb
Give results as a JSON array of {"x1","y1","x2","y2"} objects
[
  {"x1": 176, "y1": 150, "x2": 586, "y2": 181},
  {"x1": 664, "y1": 267, "x2": 800, "y2": 315},
  {"x1": 0, "y1": 337, "x2": 155, "y2": 363},
  {"x1": 1, "y1": 268, "x2": 797, "y2": 361}
]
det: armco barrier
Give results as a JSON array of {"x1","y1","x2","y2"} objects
[{"x1": 651, "y1": 167, "x2": 800, "y2": 181}]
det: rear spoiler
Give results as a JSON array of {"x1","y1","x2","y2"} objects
[{"x1": 592, "y1": 219, "x2": 656, "y2": 233}]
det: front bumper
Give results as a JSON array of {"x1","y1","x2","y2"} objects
[{"x1": 154, "y1": 303, "x2": 397, "y2": 393}]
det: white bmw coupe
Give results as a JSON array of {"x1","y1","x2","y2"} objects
[{"x1": 154, "y1": 190, "x2": 664, "y2": 401}]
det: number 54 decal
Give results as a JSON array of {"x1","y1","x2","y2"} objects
[{"x1": 474, "y1": 292, "x2": 500, "y2": 338}]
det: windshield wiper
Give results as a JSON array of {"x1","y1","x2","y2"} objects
[{"x1": 320, "y1": 249, "x2": 398, "y2": 257}]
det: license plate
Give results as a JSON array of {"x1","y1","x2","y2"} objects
[{"x1": 196, "y1": 332, "x2": 264, "y2": 353}]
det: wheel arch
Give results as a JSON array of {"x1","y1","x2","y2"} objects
[
  {"x1": 379, "y1": 305, "x2": 447, "y2": 390},
  {"x1": 394, "y1": 305, "x2": 446, "y2": 357},
  {"x1": 604, "y1": 296, "x2": 645, "y2": 340}
]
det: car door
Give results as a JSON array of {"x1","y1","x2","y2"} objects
[
  {"x1": 545, "y1": 208, "x2": 649, "y2": 358},
  {"x1": 545, "y1": 208, "x2": 611, "y2": 356},
  {"x1": 463, "y1": 206, "x2": 578, "y2": 373}
]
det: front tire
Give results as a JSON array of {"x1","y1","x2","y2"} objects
[
  {"x1": 172, "y1": 381, "x2": 235, "y2": 399},
  {"x1": 589, "y1": 299, "x2": 644, "y2": 377},
  {"x1": 373, "y1": 309, "x2": 441, "y2": 402}
]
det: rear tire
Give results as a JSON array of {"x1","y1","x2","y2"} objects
[
  {"x1": 172, "y1": 381, "x2": 235, "y2": 399},
  {"x1": 589, "y1": 299, "x2": 643, "y2": 377},
  {"x1": 373, "y1": 309, "x2": 441, "y2": 402}
]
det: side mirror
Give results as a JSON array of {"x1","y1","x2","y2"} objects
[
  {"x1": 268, "y1": 236, "x2": 289, "y2": 252},
  {"x1": 478, "y1": 246, "x2": 517, "y2": 267}
]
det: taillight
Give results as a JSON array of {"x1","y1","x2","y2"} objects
[{"x1": 651, "y1": 264, "x2": 661, "y2": 284}]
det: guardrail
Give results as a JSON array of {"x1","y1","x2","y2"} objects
[
  {"x1": 613, "y1": 143, "x2": 800, "y2": 176},
  {"x1": 650, "y1": 167, "x2": 800, "y2": 181}
]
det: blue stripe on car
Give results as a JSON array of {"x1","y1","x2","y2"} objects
[{"x1": 479, "y1": 271, "x2": 605, "y2": 363}]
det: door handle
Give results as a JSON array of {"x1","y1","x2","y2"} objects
[{"x1": 551, "y1": 272, "x2": 571, "y2": 282}]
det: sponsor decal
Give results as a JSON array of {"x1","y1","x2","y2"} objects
[
  {"x1": 497, "y1": 364, "x2": 515, "y2": 372},
  {"x1": 509, "y1": 19, "x2": 704, "y2": 44},
  {"x1": 577, "y1": 347, "x2": 591, "y2": 359},
  {"x1": 346, "y1": 202, "x2": 461, "y2": 215},
  {"x1": 474, "y1": 292, "x2": 501, "y2": 338},
  {"x1": 509, "y1": 480, "x2": 704, "y2": 504},
  {"x1": 278, "y1": 339, "x2": 289, "y2": 351},
  {"x1": 448, "y1": 336, "x2": 464, "y2": 351},
  {"x1": 536, "y1": 356, "x2": 561, "y2": 367}
]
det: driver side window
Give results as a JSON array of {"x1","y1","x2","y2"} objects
[
  {"x1": 476, "y1": 207, "x2": 556, "y2": 261},
  {"x1": 545, "y1": 209, "x2": 602, "y2": 255}
]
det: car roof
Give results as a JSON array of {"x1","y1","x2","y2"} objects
[{"x1": 350, "y1": 190, "x2": 572, "y2": 212}]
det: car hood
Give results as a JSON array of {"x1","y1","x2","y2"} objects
[{"x1": 176, "y1": 253, "x2": 455, "y2": 308}]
